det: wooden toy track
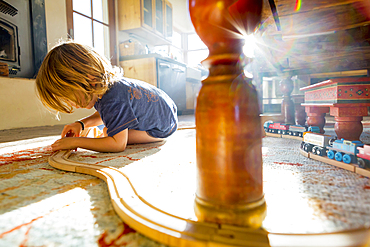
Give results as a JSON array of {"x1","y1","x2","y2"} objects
[{"x1": 49, "y1": 149, "x2": 370, "y2": 247}]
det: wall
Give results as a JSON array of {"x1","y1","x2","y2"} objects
[
  {"x1": 0, "y1": 77, "x2": 95, "y2": 130},
  {"x1": 171, "y1": 0, "x2": 194, "y2": 33},
  {"x1": 45, "y1": 0, "x2": 69, "y2": 49},
  {"x1": 0, "y1": 0, "x2": 94, "y2": 130}
]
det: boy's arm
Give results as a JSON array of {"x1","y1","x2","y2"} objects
[
  {"x1": 52, "y1": 128, "x2": 128, "y2": 153},
  {"x1": 61, "y1": 111, "x2": 104, "y2": 138},
  {"x1": 80, "y1": 111, "x2": 104, "y2": 128}
]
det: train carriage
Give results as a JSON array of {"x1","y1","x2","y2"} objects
[
  {"x1": 270, "y1": 123, "x2": 290, "y2": 134},
  {"x1": 357, "y1": 144, "x2": 370, "y2": 169},
  {"x1": 288, "y1": 125, "x2": 320, "y2": 137},
  {"x1": 288, "y1": 125, "x2": 307, "y2": 137},
  {"x1": 301, "y1": 132, "x2": 334, "y2": 156},
  {"x1": 263, "y1": 121, "x2": 290, "y2": 134}
]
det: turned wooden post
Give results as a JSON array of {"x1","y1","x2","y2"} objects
[
  {"x1": 189, "y1": 0, "x2": 266, "y2": 227},
  {"x1": 305, "y1": 106, "x2": 329, "y2": 134},
  {"x1": 292, "y1": 94, "x2": 306, "y2": 125},
  {"x1": 331, "y1": 106, "x2": 368, "y2": 141},
  {"x1": 280, "y1": 76, "x2": 295, "y2": 124}
]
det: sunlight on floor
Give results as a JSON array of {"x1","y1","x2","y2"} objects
[
  {"x1": 0, "y1": 188, "x2": 99, "y2": 246},
  {"x1": 0, "y1": 136, "x2": 59, "y2": 155},
  {"x1": 262, "y1": 146, "x2": 269, "y2": 156},
  {"x1": 263, "y1": 167, "x2": 321, "y2": 233},
  {"x1": 121, "y1": 129, "x2": 198, "y2": 222},
  {"x1": 263, "y1": 144, "x2": 325, "y2": 233}
]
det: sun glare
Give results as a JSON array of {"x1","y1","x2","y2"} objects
[{"x1": 243, "y1": 34, "x2": 257, "y2": 58}]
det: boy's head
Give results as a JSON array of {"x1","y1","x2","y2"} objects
[{"x1": 36, "y1": 41, "x2": 120, "y2": 114}]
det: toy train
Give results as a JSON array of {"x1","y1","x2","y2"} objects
[
  {"x1": 301, "y1": 132, "x2": 370, "y2": 169},
  {"x1": 357, "y1": 145, "x2": 370, "y2": 169},
  {"x1": 264, "y1": 121, "x2": 320, "y2": 137}
]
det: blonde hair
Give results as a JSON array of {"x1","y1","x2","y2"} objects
[{"x1": 36, "y1": 41, "x2": 121, "y2": 115}]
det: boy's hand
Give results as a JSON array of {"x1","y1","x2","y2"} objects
[
  {"x1": 51, "y1": 137, "x2": 78, "y2": 151},
  {"x1": 61, "y1": 122, "x2": 83, "y2": 138},
  {"x1": 53, "y1": 122, "x2": 82, "y2": 151}
]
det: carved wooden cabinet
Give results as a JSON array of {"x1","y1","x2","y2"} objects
[
  {"x1": 120, "y1": 57, "x2": 157, "y2": 87},
  {"x1": 118, "y1": 0, "x2": 172, "y2": 45}
]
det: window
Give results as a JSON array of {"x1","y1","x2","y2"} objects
[
  {"x1": 186, "y1": 33, "x2": 208, "y2": 67},
  {"x1": 170, "y1": 30, "x2": 183, "y2": 62},
  {"x1": 66, "y1": 0, "x2": 116, "y2": 64},
  {"x1": 172, "y1": 31, "x2": 182, "y2": 49}
]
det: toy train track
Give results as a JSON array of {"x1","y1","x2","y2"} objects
[{"x1": 48, "y1": 149, "x2": 370, "y2": 246}]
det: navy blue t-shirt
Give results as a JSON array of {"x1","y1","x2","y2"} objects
[{"x1": 94, "y1": 78, "x2": 178, "y2": 138}]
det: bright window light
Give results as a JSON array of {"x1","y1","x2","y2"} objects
[{"x1": 243, "y1": 34, "x2": 257, "y2": 58}]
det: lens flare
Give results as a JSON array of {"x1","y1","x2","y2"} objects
[{"x1": 295, "y1": 0, "x2": 302, "y2": 11}]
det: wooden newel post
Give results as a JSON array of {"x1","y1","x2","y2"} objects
[
  {"x1": 189, "y1": 0, "x2": 266, "y2": 227},
  {"x1": 280, "y1": 76, "x2": 295, "y2": 124}
]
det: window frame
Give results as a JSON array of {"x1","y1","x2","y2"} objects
[
  {"x1": 184, "y1": 32, "x2": 209, "y2": 67},
  {"x1": 66, "y1": 0, "x2": 117, "y2": 65}
]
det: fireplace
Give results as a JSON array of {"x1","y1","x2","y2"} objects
[
  {"x1": 0, "y1": 17, "x2": 20, "y2": 74},
  {"x1": 0, "y1": 0, "x2": 47, "y2": 78}
]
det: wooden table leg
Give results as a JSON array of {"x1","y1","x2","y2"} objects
[
  {"x1": 293, "y1": 95, "x2": 306, "y2": 126},
  {"x1": 334, "y1": 116, "x2": 363, "y2": 141},
  {"x1": 189, "y1": 0, "x2": 265, "y2": 227},
  {"x1": 305, "y1": 106, "x2": 329, "y2": 133},
  {"x1": 280, "y1": 76, "x2": 295, "y2": 124},
  {"x1": 330, "y1": 106, "x2": 368, "y2": 141}
]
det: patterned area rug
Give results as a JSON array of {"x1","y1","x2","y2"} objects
[
  {"x1": 1, "y1": 127, "x2": 370, "y2": 246},
  {"x1": 0, "y1": 138, "x2": 168, "y2": 247}
]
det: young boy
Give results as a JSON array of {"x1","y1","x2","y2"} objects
[{"x1": 36, "y1": 41, "x2": 178, "y2": 152}]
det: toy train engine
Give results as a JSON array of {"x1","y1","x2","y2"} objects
[
  {"x1": 356, "y1": 144, "x2": 370, "y2": 169},
  {"x1": 263, "y1": 120, "x2": 273, "y2": 132},
  {"x1": 327, "y1": 139, "x2": 364, "y2": 164},
  {"x1": 301, "y1": 132, "x2": 334, "y2": 156}
]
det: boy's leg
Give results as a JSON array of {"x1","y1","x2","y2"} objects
[
  {"x1": 101, "y1": 128, "x2": 162, "y2": 144},
  {"x1": 127, "y1": 129, "x2": 162, "y2": 144}
]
